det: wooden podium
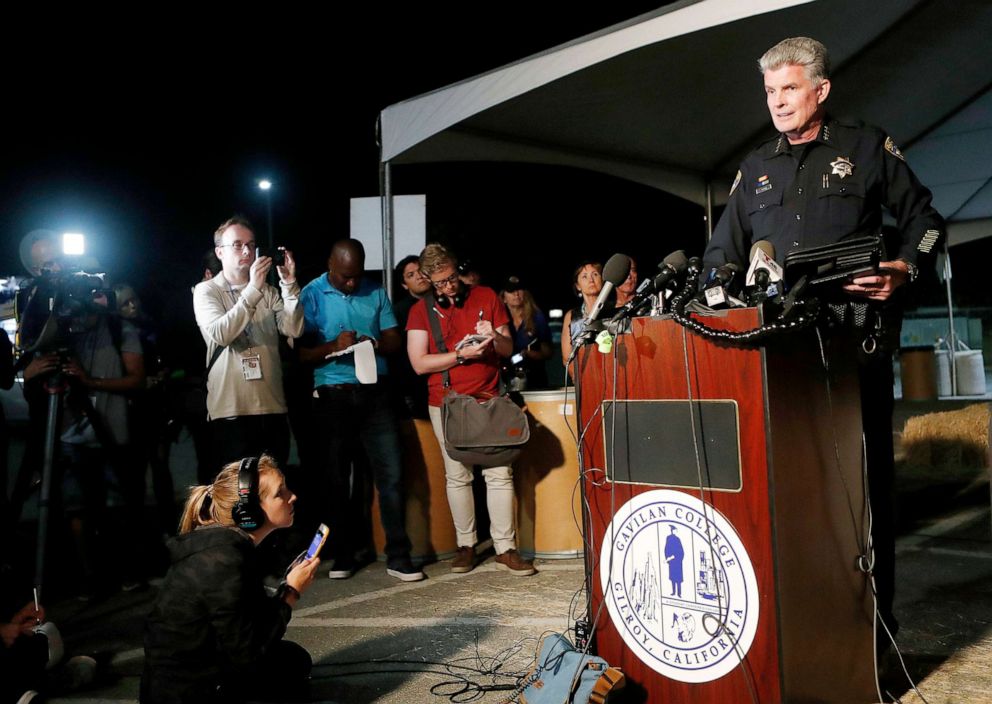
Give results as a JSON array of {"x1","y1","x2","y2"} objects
[{"x1": 578, "y1": 311, "x2": 877, "y2": 703}]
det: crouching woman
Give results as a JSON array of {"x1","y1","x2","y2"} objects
[{"x1": 141, "y1": 455, "x2": 319, "y2": 704}]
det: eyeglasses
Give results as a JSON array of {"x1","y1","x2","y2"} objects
[
  {"x1": 219, "y1": 241, "x2": 256, "y2": 252},
  {"x1": 430, "y1": 272, "x2": 460, "y2": 290}
]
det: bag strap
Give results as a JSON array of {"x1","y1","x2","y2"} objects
[
  {"x1": 424, "y1": 292, "x2": 510, "y2": 398},
  {"x1": 589, "y1": 667, "x2": 626, "y2": 704},
  {"x1": 423, "y1": 292, "x2": 451, "y2": 389},
  {"x1": 205, "y1": 344, "x2": 226, "y2": 379}
]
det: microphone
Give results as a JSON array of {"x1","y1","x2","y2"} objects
[
  {"x1": 700, "y1": 262, "x2": 742, "y2": 308},
  {"x1": 610, "y1": 250, "x2": 688, "y2": 321},
  {"x1": 745, "y1": 240, "x2": 783, "y2": 305},
  {"x1": 686, "y1": 257, "x2": 703, "y2": 281},
  {"x1": 582, "y1": 253, "x2": 631, "y2": 325},
  {"x1": 745, "y1": 241, "x2": 782, "y2": 285}
]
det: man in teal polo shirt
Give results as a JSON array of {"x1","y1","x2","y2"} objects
[{"x1": 299, "y1": 239, "x2": 422, "y2": 582}]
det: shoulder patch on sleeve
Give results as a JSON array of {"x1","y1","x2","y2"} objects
[
  {"x1": 884, "y1": 136, "x2": 906, "y2": 162},
  {"x1": 730, "y1": 170, "x2": 742, "y2": 196}
]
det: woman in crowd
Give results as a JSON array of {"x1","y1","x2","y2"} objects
[
  {"x1": 141, "y1": 455, "x2": 319, "y2": 704},
  {"x1": 560, "y1": 260, "x2": 604, "y2": 366},
  {"x1": 500, "y1": 276, "x2": 553, "y2": 390}
]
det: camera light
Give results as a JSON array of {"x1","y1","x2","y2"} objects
[
  {"x1": 62, "y1": 233, "x2": 85, "y2": 256},
  {"x1": 258, "y1": 179, "x2": 272, "y2": 191},
  {"x1": 549, "y1": 309, "x2": 564, "y2": 319}
]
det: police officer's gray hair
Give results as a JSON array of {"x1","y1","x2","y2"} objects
[{"x1": 758, "y1": 37, "x2": 830, "y2": 85}]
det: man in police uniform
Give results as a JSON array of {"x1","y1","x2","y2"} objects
[{"x1": 704, "y1": 37, "x2": 944, "y2": 643}]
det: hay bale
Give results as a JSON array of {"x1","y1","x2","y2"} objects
[{"x1": 900, "y1": 403, "x2": 991, "y2": 469}]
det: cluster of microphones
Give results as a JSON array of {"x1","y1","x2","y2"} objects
[{"x1": 568, "y1": 241, "x2": 788, "y2": 357}]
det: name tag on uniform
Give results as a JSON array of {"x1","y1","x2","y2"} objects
[{"x1": 241, "y1": 355, "x2": 263, "y2": 381}]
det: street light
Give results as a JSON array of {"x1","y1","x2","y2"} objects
[{"x1": 257, "y1": 179, "x2": 273, "y2": 248}]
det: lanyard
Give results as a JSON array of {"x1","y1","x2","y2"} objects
[{"x1": 224, "y1": 282, "x2": 255, "y2": 356}]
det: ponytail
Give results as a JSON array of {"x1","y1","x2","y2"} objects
[{"x1": 179, "y1": 485, "x2": 213, "y2": 535}]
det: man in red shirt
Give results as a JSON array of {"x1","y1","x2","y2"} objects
[{"x1": 406, "y1": 244, "x2": 535, "y2": 576}]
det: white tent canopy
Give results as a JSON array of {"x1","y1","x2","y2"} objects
[{"x1": 379, "y1": 0, "x2": 992, "y2": 247}]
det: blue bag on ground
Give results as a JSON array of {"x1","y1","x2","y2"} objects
[{"x1": 515, "y1": 633, "x2": 625, "y2": 704}]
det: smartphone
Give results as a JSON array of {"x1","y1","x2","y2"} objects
[
  {"x1": 304, "y1": 523, "x2": 329, "y2": 560},
  {"x1": 255, "y1": 246, "x2": 286, "y2": 266}
]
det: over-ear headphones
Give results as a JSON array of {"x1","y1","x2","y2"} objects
[
  {"x1": 435, "y1": 287, "x2": 468, "y2": 309},
  {"x1": 232, "y1": 457, "x2": 264, "y2": 532}
]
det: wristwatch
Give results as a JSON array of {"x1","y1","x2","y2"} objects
[
  {"x1": 900, "y1": 259, "x2": 919, "y2": 283},
  {"x1": 455, "y1": 352, "x2": 465, "y2": 365}
]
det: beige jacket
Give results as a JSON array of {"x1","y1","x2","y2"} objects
[{"x1": 193, "y1": 274, "x2": 303, "y2": 420}]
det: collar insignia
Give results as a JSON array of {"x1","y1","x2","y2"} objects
[{"x1": 830, "y1": 156, "x2": 854, "y2": 179}]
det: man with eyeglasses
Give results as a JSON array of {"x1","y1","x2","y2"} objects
[
  {"x1": 193, "y1": 216, "x2": 302, "y2": 470},
  {"x1": 406, "y1": 243, "x2": 535, "y2": 576}
]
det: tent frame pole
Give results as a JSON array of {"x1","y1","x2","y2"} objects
[
  {"x1": 943, "y1": 250, "x2": 958, "y2": 396},
  {"x1": 380, "y1": 160, "x2": 395, "y2": 298},
  {"x1": 705, "y1": 180, "x2": 714, "y2": 241}
]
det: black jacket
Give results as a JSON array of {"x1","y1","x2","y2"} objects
[
  {"x1": 705, "y1": 118, "x2": 944, "y2": 271},
  {"x1": 141, "y1": 526, "x2": 292, "y2": 704}
]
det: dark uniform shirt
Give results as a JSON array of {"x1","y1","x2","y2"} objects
[{"x1": 704, "y1": 118, "x2": 944, "y2": 270}]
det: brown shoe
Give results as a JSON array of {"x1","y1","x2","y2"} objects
[
  {"x1": 494, "y1": 549, "x2": 536, "y2": 576},
  {"x1": 451, "y1": 546, "x2": 475, "y2": 573}
]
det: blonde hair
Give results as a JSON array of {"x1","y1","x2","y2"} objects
[
  {"x1": 418, "y1": 243, "x2": 457, "y2": 278},
  {"x1": 502, "y1": 288, "x2": 540, "y2": 337},
  {"x1": 178, "y1": 454, "x2": 281, "y2": 534}
]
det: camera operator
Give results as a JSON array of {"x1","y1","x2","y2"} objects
[
  {"x1": 54, "y1": 287, "x2": 146, "y2": 594},
  {"x1": 14, "y1": 232, "x2": 148, "y2": 593}
]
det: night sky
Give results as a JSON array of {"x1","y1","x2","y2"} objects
[
  {"x1": 2, "y1": 4, "x2": 975, "y2": 322},
  {"x1": 0, "y1": 5, "x2": 695, "y2": 310}
]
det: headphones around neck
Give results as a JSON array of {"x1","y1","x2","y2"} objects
[
  {"x1": 435, "y1": 286, "x2": 468, "y2": 309},
  {"x1": 232, "y1": 457, "x2": 264, "y2": 532}
]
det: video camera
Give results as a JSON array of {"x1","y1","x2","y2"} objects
[{"x1": 18, "y1": 268, "x2": 114, "y2": 356}]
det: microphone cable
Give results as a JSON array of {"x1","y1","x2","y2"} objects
[
  {"x1": 668, "y1": 276, "x2": 822, "y2": 345},
  {"x1": 679, "y1": 325, "x2": 761, "y2": 704}
]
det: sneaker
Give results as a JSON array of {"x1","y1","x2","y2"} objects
[
  {"x1": 494, "y1": 549, "x2": 536, "y2": 576},
  {"x1": 386, "y1": 558, "x2": 425, "y2": 582},
  {"x1": 327, "y1": 559, "x2": 355, "y2": 579},
  {"x1": 450, "y1": 546, "x2": 475, "y2": 574},
  {"x1": 48, "y1": 655, "x2": 97, "y2": 693}
]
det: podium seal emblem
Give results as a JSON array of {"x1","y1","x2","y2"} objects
[{"x1": 600, "y1": 489, "x2": 759, "y2": 683}]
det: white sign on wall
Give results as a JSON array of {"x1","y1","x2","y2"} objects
[{"x1": 350, "y1": 195, "x2": 426, "y2": 270}]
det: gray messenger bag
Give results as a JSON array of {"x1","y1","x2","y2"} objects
[{"x1": 425, "y1": 294, "x2": 530, "y2": 467}]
